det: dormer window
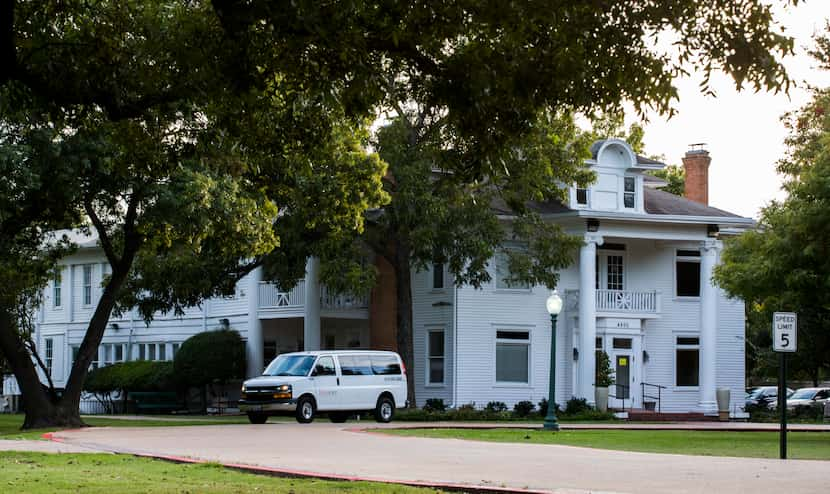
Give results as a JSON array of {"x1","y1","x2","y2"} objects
[
  {"x1": 576, "y1": 187, "x2": 588, "y2": 206},
  {"x1": 623, "y1": 177, "x2": 635, "y2": 209}
]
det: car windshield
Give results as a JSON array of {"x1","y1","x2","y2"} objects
[
  {"x1": 263, "y1": 355, "x2": 316, "y2": 377},
  {"x1": 789, "y1": 389, "x2": 816, "y2": 400},
  {"x1": 747, "y1": 388, "x2": 766, "y2": 399}
]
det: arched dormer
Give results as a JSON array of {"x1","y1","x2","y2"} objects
[{"x1": 570, "y1": 139, "x2": 664, "y2": 213}]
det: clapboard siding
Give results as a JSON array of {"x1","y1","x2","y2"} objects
[{"x1": 411, "y1": 265, "x2": 454, "y2": 406}]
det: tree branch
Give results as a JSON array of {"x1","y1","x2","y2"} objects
[{"x1": 83, "y1": 199, "x2": 119, "y2": 269}]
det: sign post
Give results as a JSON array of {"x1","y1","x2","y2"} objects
[{"x1": 772, "y1": 312, "x2": 797, "y2": 460}]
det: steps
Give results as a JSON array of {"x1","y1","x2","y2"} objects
[{"x1": 624, "y1": 409, "x2": 719, "y2": 422}]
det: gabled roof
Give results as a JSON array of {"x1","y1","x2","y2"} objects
[{"x1": 644, "y1": 188, "x2": 741, "y2": 218}]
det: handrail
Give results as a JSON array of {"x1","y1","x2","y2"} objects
[
  {"x1": 607, "y1": 382, "x2": 631, "y2": 412},
  {"x1": 641, "y1": 382, "x2": 666, "y2": 413}
]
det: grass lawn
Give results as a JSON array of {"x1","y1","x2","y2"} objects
[
  {"x1": 0, "y1": 452, "x2": 440, "y2": 493},
  {"x1": 0, "y1": 414, "x2": 252, "y2": 441},
  {"x1": 380, "y1": 428, "x2": 830, "y2": 460}
]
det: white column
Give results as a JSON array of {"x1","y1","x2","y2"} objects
[
  {"x1": 246, "y1": 266, "x2": 264, "y2": 378},
  {"x1": 698, "y1": 239, "x2": 720, "y2": 414},
  {"x1": 303, "y1": 257, "x2": 321, "y2": 351},
  {"x1": 578, "y1": 233, "x2": 603, "y2": 405}
]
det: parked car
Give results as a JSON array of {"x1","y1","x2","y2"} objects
[
  {"x1": 745, "y1": 386, "x2": 793, "y2": 409},
  {"x1": 239, "y1": 350, "x2": 408, "y2": 424},
  {"x1": 786, "y1": 387, "x2": 830, "y2": 411}
]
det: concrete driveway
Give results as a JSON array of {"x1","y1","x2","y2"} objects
[{"x1": 52, "y1": 422, "x2": 830, "y2": 494}]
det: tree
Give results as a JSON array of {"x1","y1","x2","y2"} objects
[
  {"x1": 715, "y1": 31, "x2": 830, "y2": 384},
  {"x1": 0, "y1": 1, "x2": 800, "y2": 426}
]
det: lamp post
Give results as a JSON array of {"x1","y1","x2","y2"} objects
[{"x1": 544, "y1": 290, "x2": 563, "y2": 431}]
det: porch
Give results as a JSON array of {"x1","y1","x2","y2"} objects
[
  {"x1": 257, "y1": 281, "x2": 369, "y2": 319},
  {"x1": 565, "y1": 288, "x2": 661, "y2": 317}
]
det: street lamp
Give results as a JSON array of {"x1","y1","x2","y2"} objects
[{"x1": 544, "y1": 290, "x2": 563, "y2": 431}]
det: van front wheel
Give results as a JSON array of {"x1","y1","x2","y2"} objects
[
  {"x1": 247, "y1": 413, "x2": 267, "y2": 424},
  {"x1": 296, "y1": 396, "x2": 316, "y2": 423},
  {"x1": 374, "y1": 395, "x2": 395, "y2": 423}
]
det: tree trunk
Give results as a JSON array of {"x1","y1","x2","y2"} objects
[
  {"x1": 0, "y1": 305, "x2": 85, "y2": 429},
  {"x1": 393, "y1": 240, "x2": 416, "y2": 408}
]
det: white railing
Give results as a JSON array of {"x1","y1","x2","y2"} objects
[
  {"x1": 258, "y1": 280, "x2": 306, "y2": 309},
  {"x1": 595, "y1": 289, "x2": 659, "y2": 314},
  {"x1": 321, "y1": 286, "x2": 369, "y2": 310}
]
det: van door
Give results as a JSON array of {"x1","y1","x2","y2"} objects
[
  {"x1": 311, "y1": 356, "x2": 339, "y2": 411},
  {"x1": 337, "y1": 354, "x2": 375, "y2": 409}
]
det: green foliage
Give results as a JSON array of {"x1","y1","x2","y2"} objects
[
  {"x1": 423, "y1": 398, "x2": 446, "y2": 412},
  {"x1": 173, "y1": 330, "x2": 246, "y2": 387},
  {"x1": 485, "y1": 401, "x2": 508, "y2": 413},
  {"x1": 595, "y1": 351, "x2": 614, "y2": 387},
  {"x1": 565, "y1": 397, "x2": 593, "y2": 415},
  {"x1": 512, "y1": 400, "x2": 536, "y2": 417},
  {"x1": 83, "y1": 361, "x2": 175, "y2": 394},
  {"x1": 648, "y1": 165, "x2": 686, "y2": 196}
]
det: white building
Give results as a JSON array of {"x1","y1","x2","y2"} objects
[{"x1": 4, "y1": 139, "x2": 751, "y2": 416}]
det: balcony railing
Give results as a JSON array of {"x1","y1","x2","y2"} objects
[
  {"x1": 595, "y1": 289, "x2": 659, "y2": 314},
  {"x1": 258, "y1": 280, "x2": 305, "y2": 309},
  {"x1": 258, "y1": 281, "x2": 368, "y2": 312}
]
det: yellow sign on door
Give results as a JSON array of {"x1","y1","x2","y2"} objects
[{"x1": 619, "y1": 357, "x2": 627, "y2": 366}]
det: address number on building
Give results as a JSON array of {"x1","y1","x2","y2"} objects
[{"x1": 772, "y1": 312, "x2": 797, "y2": 352}]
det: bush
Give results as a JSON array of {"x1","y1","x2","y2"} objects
[
  {"x1": 536, "y1": 398, "x2": 561, "y2": 417},
  {"x1": 84, "y1": 360, "x2": 175, "y2": 394},
  {"x1": 485, "y1": 401, "x2": 508, "y2": 413},
  {"x1": 564, "y1": 397, "x2": 592, "y2": 415},
  {"x1": 174, "y1": 329, "x2": 246, "y2": 387},
  {"x1": 513, "y1": 400, "x2": 535, "y2": 417},
  {"x1": 424, "y1": 398, "x2": 446, "y2": 412},
  {"x1": 595, "y1": 350, "x2": 614, "y2": 387}
]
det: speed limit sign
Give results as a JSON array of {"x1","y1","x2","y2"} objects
[{"x1": 773, "y1": 312, "x2": 797, "y2": 352}]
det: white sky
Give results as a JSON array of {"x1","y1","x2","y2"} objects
[{"x1": 635, "y1": 1, "x2": 830, "y2": 218}]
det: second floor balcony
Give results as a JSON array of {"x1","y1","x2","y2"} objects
[
  {"x1": 566, "y1": 289, "x2": 661, "y2": 317},
  {"x1": 258, "y1": 281, "x2": 369, "y2": 318}
]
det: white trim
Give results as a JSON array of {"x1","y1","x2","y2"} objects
[
  {"x1": 426, "y1": 327, "x2": 447, "y2": 386},
  {"x1": 674, "y1": 334, "x2": 701, "y2": 388},
  {"x1": 493, "y1": 327, "x2": 532, "y2": 386}
]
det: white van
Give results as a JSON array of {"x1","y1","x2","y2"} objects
[{"x1": 239, "y1": 350, "x2": 408, "y2": 424}]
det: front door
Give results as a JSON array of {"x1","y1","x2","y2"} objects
[
  {"x1": 311, "y1": 355, "x2": 340, "y2": 410},
  {"x1": 607, "y1": 335, "x2": 641, "y2": 409}
]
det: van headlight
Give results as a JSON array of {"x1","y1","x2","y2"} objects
[
  {"x1": 241, "y1": 383, "x2": 247, "y2": 392},
  {"x1": 273, "y1": 384, "x2": 292, "y2": 399},
  {"x1": 277, "y1": 384, "x2": 291, "y2": 392}
]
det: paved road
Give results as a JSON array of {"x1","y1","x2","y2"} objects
[{"x1": 50, "y1": 422, "x2": 830, "y2": 494}]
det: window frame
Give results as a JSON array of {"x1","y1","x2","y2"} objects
[
  {"x1": 44, "y1": 338, "x2": 54, "y2": 377},
  {"x1": 674, "y1": 335, "x2": 700, "y2": 389},
  {"x1": 426, "y1": 328, "x2": 446, "y2": 386},
  {"x1": 52, "y1": 270, "x2": 62, "y2": 309},
  {"x1": 430, "y1": 262, "x2": 445, "y2": 291},
  {"x1": 674, "y1": 249, "x2": 702, "y2": 299},
  {"x1": 575, "y1": 185, "x2": 589, "y2": 208},
  {"x1": 82, "y1": 264, "x2": 93, "y2": 306},
  {"x1": 622, "y1": 176, "x2": 636, "y2": 209},
  {"x1": 494, "y1": 329, "x2": 532, "y2": 386}
]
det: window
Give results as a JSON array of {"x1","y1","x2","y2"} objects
[
  {"x1": 595, "y1": 337, "x2": 603, "y2": 349},
  {"x1": 45, "y1": 338, "x2": 54, "y2": 377},
  {"x1": 370, "y1": 355, "x2": 401, "y2": 375},
  {"x1": 623, "y1": 176, "x2": 636, "y2": 208},
  {"x1": 82, "y1": 265, "x2": 93, "y2": 306},
  {"x1": 432, "y1": 262, "x2": 444, "y2": 290},
  {"x1": 576, "y1": 187, "x2": 588, "y2": 206},
  {"x1": 495, "y1": 242, "x2": 529, "y2": 289},
  {"x1": 172, "y1": 343, "x2": 180, "y2": 359},
  {"x1": 53, "y1": 271, "x2": 62, "y2": 308},
  {"x1": 91, "y1": 347, "x2": 100, "y2": 370},
  {"x1": 495, "y1": 331, "x2": 530, "y2": 384},
  {"x1": 148, "y1": 344, "x2": 156, "y2": 361},
  {"x1": 613, "y1": 338, "x2": 632, "y2": 349},
  {"x1": 427, "y1": 330, "x2": 445, "y2": 384},
  {"x1": 676, "y1": 337, "x2": 700, "y2": 387},
  {"x1": 313, "y1": 356, "x2": 337, "y2": 376},
  {"x1": 138, "y1": 344, "x2": 146, "y2": 361},
  {"x1": 676, "y1": 250, "x2": 701, "y2": 297},
  {"x1": 338, "y1": 354, "x2": 372, "y2": 375},
  {"x1": 159, "y1": 344, "x2": 166, "y2": 361},
  {"x1": 71, "y1": 346, "x2": 80, "y2": 366},
  {"x1": 606, "y1": 255, "x2": 624, "y2": 290},
  {"x1": 115, "y1": 344, "x2": 124, "y2": 362},
  {"x1": 103, "y1": 344, "x2": 114, "y2": 366}
]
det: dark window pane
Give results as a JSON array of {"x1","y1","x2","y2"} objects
[
  {"x1": 496, "y1": 331, "x2": 529, "y2": 340},
  {"x1": 496, "y1": 343, "x2": 529, "y2": 382},
  {"x1": 676, "y1": 261, "x2": 701, "y2": 296},
  {"x1": 315, "y1": 356, "x2": 337, "y2": 376},
  {"x1": 429, "y1": 332, "x2": 444, "y2": 357},
  {"x1": 613, "y1": 338, "x2": 632, "y2": 349},
  {"x1": 595, "y1": 337, "x2": 602, "y2": 349},
  {"x1": 369, "y1": 355, "x2": 400, "y2": 375},
  {"x1": 576, "y1": 188, "x2": 587, "y2": 204},
  {"x1": 429, "y1": 359, "x2": 444, "y2": 383},
  {"x1": 676, "y1": 349, "x2": 699, "y2": 386},
  {"x1": 677, "y1": 250, "x2": 700, "y2": 258},
  {"x1": 433, "y1": 263, "x2": 444, "y2": 289},
  {"x1": 623, "y1": 193, "x2": 635, "y2": 208},
  {"x1": 677, "y1": 337, "x2": 700, "y2": 346},
  {"x1": 624, "y1": 177, "x2": 635, "y2": 192}
]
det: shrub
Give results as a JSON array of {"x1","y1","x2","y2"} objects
[
  {"x1": 564, "y1": 397, "x2": 592, "y2": 415},
  {"x1": 595, "y1": 350, "x2": 614, "y2": 387},
  {"x1": 536, "y1": 398, "x2": 561, "y2": 417},
  {"x1": 513, "y1": 400, "x2": 535, "y2": 417},
  {"x1": 485, "y1": 401, "x2": 508, "y2": 413},
  {"x1": 84, "y1": 360, "x2": 175, "y2": 394},
  {"x1": 424, "y1": 398, "x2": 446, "y2": 412},
  {"x1": 174, "y1": 329, "x2": 246, "y2": 387}
]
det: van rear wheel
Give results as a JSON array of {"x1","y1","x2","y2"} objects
[
  {"x1": 295, "y1": 396, "x2": 316, "y2": 423},
  {"x1": 374, "y1": 395, "x2": 395, "y2": 423},
  {"x1": 247, "y1": 413, "x2": 267, "y2": 424}
]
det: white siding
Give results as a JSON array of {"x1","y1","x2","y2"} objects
[{"x1": 412, "y1": 266, "x2": 454, "y2": 407}]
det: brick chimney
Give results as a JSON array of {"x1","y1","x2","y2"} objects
[{"x1": 682, "y1": 144, "x2": 711, "y2": 205}]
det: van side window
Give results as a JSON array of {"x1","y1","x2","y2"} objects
[
  {"x1": 314, "y1": 356, "x2": 336, "y2": 376},
  {"x1": 339, "y1": 355, "x2": 372, "y2": 375},
  {"x1": 371, "y1": 355, "x2": 401, "y2": 375}
]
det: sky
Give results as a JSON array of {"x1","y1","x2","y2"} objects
[{"x1": 635, "y1": 1, "x2": 830, "y2": 219}]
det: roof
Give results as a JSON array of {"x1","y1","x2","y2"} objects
[
  {"x1": 644, "y1": 188, "x2": 742, "y2": 218},
  {"x1": 45, "y1": 229, "x2": 99, "y2": 249},
  {"x1": 490, "y1": 196, "x2": 572, "y2": 216},
  {"x1": 589, "y1": 139, "x2": 666, "y2": 167}
]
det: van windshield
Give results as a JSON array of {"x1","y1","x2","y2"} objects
[{"x1": 263, "y1": 355, "x2": 316, "y2": 377}]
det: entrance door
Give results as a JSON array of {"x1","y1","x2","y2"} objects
[{"x1": 607, "y1": 336, "x2": 641, "y2": 409}]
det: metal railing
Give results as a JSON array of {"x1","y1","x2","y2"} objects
[
  {"x1": 595, "y1": 289, "x2": 659, "y2": 313},
  {"x1": 641, "y1": 382, "x2": 667, "y2": 413},
  {"x1": 321, "y1": 286, "x2": 369, "y2": 310},
  {"x1": 608, "y1": 382, "x2": 631, "y2": 412}
]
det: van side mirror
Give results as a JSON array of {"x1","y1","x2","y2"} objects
[{"x1": 311, "y1": 367, "x2": 319, "y2": 377}]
